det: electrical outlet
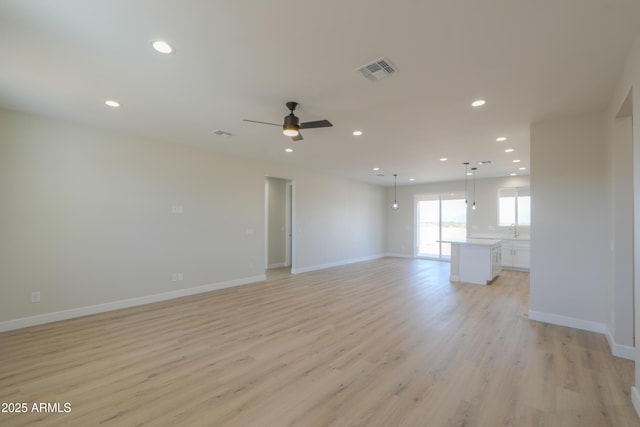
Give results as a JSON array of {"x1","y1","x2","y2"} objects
[
  {"x1": 177, "y1": 273, "x2": 183, "y2": 281},
  {"x1": 31, "y1": 292, "x2": 41, "y2": 303},
  {"x1": 171, "y1": 273, "x2": 178, "y2": 282}
]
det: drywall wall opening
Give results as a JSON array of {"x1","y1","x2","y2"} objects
[
  {"x1": 613, "y1": 89, "x2": 634, "y2": 350},
  {"x1": 265, "y1": 177, "x2": 293, "y2": 271}
]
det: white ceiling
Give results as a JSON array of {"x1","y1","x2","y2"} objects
[{"x1": 1, "y1": 1, "x2": 639, "y2": 186}]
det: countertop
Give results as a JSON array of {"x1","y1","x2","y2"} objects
[
  {"x1": 468, "y1": 234, "x2": 530, "y2": 241},
  {"x1": 439, "y1": 238, "x2": 502, "y2": 246}
]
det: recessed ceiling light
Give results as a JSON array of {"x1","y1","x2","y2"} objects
[
  {"x1": 512, "y1": 159, "x2": 521, "y2": 163},
  {"x1": 471, "y1": 99, "x2": 486, "y2": 107},
  {"x1": 519, "y1": 167, "x2": 526, "y2": 171},
  {"x1": 353, "y1": 130, "x2": 363, "y2": 136},
  {"x1": 440, "y1": 157, "x2": 448, "y2": 162},
  {"x1": 151, "y1": 40, "x2": 174, "y2": 54},
  {"x1": 285, "y1": 148, "x2": 293, "y2": 153},
  {"x1": 504, "y1": 148, "x2": 515, "y2": 153},
  {"x1": 105, "y1": 100, "x2": 120, "y2": 108},
  {"x1": 510, "y1": 173, "x2": 517, "y2": 176},
  {"x1": 496, "y1": 137, "x2": 507, "y2": 142},
  {"x1": 409, "y1": 178, "x2": 415, "y2": 182},
  {"x1": 373, "y1": 167, "x2": 380, "y2": 171},
  {"x1": 466, "y1": 172, "x2": 473, "y2": 176}
]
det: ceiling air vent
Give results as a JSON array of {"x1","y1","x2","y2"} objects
[
  {"x1": 357, "y1": 57, "x2": 397, "y2": 81},
  {"x1": 210, "y1": 129, "x2": 233, "y2": 137}
]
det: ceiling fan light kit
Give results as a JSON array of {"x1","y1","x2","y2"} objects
[{"x1": 282, "y1": 104, "x2": 301, "y2": 136}]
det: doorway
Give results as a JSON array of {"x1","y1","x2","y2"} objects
[{"x1": 265, "y1": 177, "x2": 293, "y2": 271}]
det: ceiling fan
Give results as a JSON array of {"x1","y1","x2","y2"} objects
[{"x1": 243, "y1": 101, "x2": 332, "y2": 141}]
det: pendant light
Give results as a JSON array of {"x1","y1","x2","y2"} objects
[
  {"x1": 471, "y1": 167, "x2": 477, "y2": 210},
  {"x1": 463, "y1": 162, "x2": 469, "y2": 205},
  {"x1": 391, "y1": 174, "x2": 399, "y2": 210}
]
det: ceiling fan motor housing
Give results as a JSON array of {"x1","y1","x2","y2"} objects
[{"x1": 283, "y1": 113, "x2": 300, "y2": 131}]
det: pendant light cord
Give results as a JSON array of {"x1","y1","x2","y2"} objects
[
  {"x1": 463, "y1": 162, "x2": 469, "y2": 204},
  {"x1": 393, "y1": 173, "x2": 397, "y2": 204},
  {"x1": 471, "y1": 167, "x2": 477, "y2": 210}
]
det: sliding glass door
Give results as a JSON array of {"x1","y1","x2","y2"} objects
[{"x1": 416, "y1": 192, "x2": 466, "y2": 259}]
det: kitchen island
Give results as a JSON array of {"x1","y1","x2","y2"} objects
[{"x1": 441, "y1": 238, "x2": 502, "y2": 285}]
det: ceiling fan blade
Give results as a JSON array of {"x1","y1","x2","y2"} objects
[
  {"x1": 299, "y1": 120, "x2": 332, "y2": 129},
  {"x1": 292, "y1": 132, "x2": 303, "y2": 142},
  {"x1": 243, "y1": 119, "x2": 281, "y2": 127}
]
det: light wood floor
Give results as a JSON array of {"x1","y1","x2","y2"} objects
[{"x1": 0, "y1": 258, "x2": 637, "y2": 426}]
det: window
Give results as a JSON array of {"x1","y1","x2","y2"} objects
[
  {"x1": 498, "y1": 187, "x2": 530, "y2": 226},
  {"x1": 416, "y1": 192, "x2": 466, "y2": 259}
]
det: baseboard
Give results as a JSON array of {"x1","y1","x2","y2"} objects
[
  {"x1": 501, "y1": 266, "x2": 530, "y2": 272},
  {"x1": 384, "y1": 252, "x2": 414, "y2": 258},
  {"x1": 292, "y1": 254, "x2": 385, "y2": 274},
  {"x1": 0, "y1": 274, "x2": 266, "y2": 333},
  {"x1": 529, "y1": 311, "x2": 636, "y2": 362},
  {"x1": 528, "y1": 310, "x2": 607, "y2": 334},
  {"x1": 605, "y1": 328, "x2": 636, "y2": 360},
  {"x1": 268, "y1": 262, "x2": 286, "y2": 269},
  {"x1": 632, "y1": 387, "x2": 640, "y2": 420}
]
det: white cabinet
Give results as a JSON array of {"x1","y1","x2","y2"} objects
[
  {"x1": 491, "y1": 245, "x2": 502, "y2": 278},
  {"x1": 501, "y1": 239, "x2": 530, "y2": 270},
  {"x1": 445, "y1": 239, "x2": 502, "y2": 285}
]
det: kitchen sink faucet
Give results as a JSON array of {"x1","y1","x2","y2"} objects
[{"x1": 509, "y1": 224, "x2": 519, "y2": 238}]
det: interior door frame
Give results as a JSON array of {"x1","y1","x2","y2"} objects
[{"x1": 264, "y1": 176, "x2": 295, "y2": 271}]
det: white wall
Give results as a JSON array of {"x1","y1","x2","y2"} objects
[
  {"x1": 0, "y1": 109, "x2": 266, "y2": 325},
  {"x1": 529, "y1": 112, "x2": 609, "y2": 330},
  {"x1": 290, "y1": 172, "x2": 386, "y2": 273},
  {"x1": 0, "y1": 109, "x2": 386, "y2": 328},
  {"x1": 385, "y1": 175, "x2": 530, "y2": 257}
]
